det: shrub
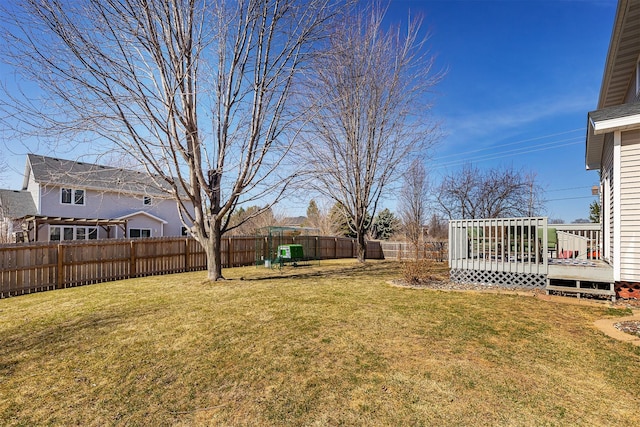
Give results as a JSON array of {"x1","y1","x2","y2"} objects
[{"x1": 401, "y1": 259, "x2": 440, "y2": 285}]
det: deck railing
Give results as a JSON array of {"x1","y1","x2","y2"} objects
[
  {"x1": 449, "y1": 217, "x2": 603, "y2": 275},
  {"x1": 552, "y1": 223, "x2": 601, "y2": 261},
  {"x1": 449, "y1": 217, "x2": 548, "y2": 275}
]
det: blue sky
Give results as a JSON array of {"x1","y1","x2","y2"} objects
[
  {"x1": 0, "y1": 0, "x2": 618, "y2": 222},
  {"x1": 381, "y1": 0, "x2": 617, "y2": 222}
]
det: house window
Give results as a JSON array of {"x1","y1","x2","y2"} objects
[
  {"x1": 61, "y1": 188, "x2": 72, "y2": 204},
  {"x1": 181, "y1": 226, "x2": 189, "y2": 236},
  {"x1": 74, "y1": 189, "x2": 85, "y2": 205},
  {"x1": 129, "y1": 228, "x2": 151, "y2": 238},
  {"x1": 63, "y1": 227, "x2": 74, "y2": 240},
  {"x1": 61, "y1": 188, "x2": 85, "y2": 205},
  {"x1": 143, "y1": 196, "x2": 152, "y2": 206},
  {"x1": 49, "y1": 225, "x2": 98, "y2": 241},
  {"x1": 88, "y1": 228, "x2": 98, "y2": 239},
  {"x1": 50, "y1": 226, "x2": 61, "y2": 241}
]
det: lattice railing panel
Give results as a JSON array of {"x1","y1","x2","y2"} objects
[{"x1": 450, "y1": 269, "x2": 546, "y2": 289}]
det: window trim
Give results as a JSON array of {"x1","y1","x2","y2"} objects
[
  {"x1": 129, "y1": 228, "x2": 152, "y2": 238},
  {"x1": 143, "y1": 195, "x2": 152, "y2": 206},
  {"x1": 60, "y1": 187, "x2": 86, "y2": 206},
  {"x1": 49, "y1": 225, "x2": 98, "y2": 241}
]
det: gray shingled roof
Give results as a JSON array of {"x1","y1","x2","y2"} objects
[
  {"x1": 27, "y1": 154, "x2": 178, "y2": 196},
  {"x1": 0, "y1": 190, "x2": 38, "y2": 218},
  {"x1": 588, "y1": 102, "x2": 640, "y2": 123}
]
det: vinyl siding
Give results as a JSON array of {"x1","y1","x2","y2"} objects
[{"x1": 619, "y1": 129, "x2": 640, "y2": 282}]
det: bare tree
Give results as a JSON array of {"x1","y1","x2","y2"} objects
[
  {"x1": 226, "y1": 205, "x2": 282, "y2": 236},
  {"x1": 398, "y1": 159, "x2": 429, "y2": 258},
  {"x1": 1, "y1": 0, "x2": 338, "y2": 280},
  {"x1": 303, "y1": 199, "x2": 337, "y2": 236},
  {"x1": 435, "y1": 163, "x2": 545, "y2": 219},
  {"x1": 299, "y1": 2, "x2": 441, "y2": 262}
]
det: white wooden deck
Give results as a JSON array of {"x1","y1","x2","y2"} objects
[{"x1": 449, "y1": 217, "x2": 613, "y2": 295}]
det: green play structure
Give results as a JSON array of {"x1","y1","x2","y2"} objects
[{"x1": 255, "y1": 226, "x2": 318, "y2": 268}]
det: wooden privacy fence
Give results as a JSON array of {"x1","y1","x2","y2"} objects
[
  {"x1": 379, "y1": 240, "x2": 448, "y2": 262},
  {"x1": 0, "y1": 236, "x2": 383, "y2": 297}
]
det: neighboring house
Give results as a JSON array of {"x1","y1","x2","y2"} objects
[
  {"x1": 585, "y1": 0, "x2": 640, "y2": 286},
  {"x1": 0, "y1": 189, "x2": 38, "y2": 242},
  {"x1": 0, "y1": 154, "x2": 193, "y2": 242}
]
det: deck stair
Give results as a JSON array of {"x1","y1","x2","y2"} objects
[{"x1": 546, "y1": 279, "x2": 615, "y2": 301}]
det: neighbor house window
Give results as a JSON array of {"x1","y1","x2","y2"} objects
[
  {"x1": 50, "y1": 225, "x2": 98, "y2": 241},
  {"x1": 143, "y1": 196, "x2": 152, "y2": 206},
  {"x1": 88, "y1": 228, "x2": 98, "y2": 239},
  {"x1": 129, "y1": 228, "x2": 151, "y2": 238},
  {"x1": 61, "y1": 188, "x2": 85, "y2": 205},
  {"x1": 50, "y1": 226, "x2": 61, "y2": 241},
  {"x1": 49, "y1": 226, "x2": 75, "y2": 241}
]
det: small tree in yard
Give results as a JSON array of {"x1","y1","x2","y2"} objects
[
  {"x1": 329, "y1": 202, "x2": 371, "y2": 239},
  {"x1": 298, "y1": 3, "x2": 441, "y2": 262},
  {"x1": 303, "y1": 199, "x2": 338, "y2": 236},
  {"x1": 398, "y1": 159, "x2": 429, "y2": 258},
  {"x1": 1, "y1": 0, "x2": 339, "y2": 280}
]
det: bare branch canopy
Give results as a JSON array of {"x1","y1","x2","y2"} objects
[
  {"x1": 297, "y1": 2, "x2": 442, "y2": 261},
  {"x1": 1, "y1": 0, "x2": 340, "y2": 280}
]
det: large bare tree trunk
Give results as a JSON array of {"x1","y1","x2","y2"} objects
[
  {"x1": 356, "y1": 232, "x2": 366, "y2": 263},
  {"x1": 206, "y1": 223, "x2": 224, "y2": 281}
]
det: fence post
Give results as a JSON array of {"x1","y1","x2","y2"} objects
[
  {"x1": 185, "y1": 238, "x2": 190, "y2": 271},
  {"x1": 130, "y1": 240, "x2": 136, "y2": 278},
  {"x1": 228, "y1": 237, "x2": 233, "y2": 268},
  {"x1": 56, "y1": 244, "x2": 64, "y2": 289}
]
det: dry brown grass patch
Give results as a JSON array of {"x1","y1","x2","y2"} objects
[{"x1": 0, "y1": 259, "x2": 639, "y2": 426}]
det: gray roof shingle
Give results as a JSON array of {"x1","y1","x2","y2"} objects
[
  {"x1": 588, "y1": 102, "x2": 640, "y2": 123},
  {"x1": 27, "y1": 154, "x2": 178, "y2": 197},
  {"x1": 0, "y1": 190, "x2": 38, "y2": 218}
]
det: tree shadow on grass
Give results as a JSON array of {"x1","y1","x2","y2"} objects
[{"x1": 237, "y1": 261, "x2": 400, "y2": 282}]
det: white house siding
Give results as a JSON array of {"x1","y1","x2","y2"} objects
[
  {"x1": 619, "y1": 129, "x2": 640, "y2": 282},
  {"x1": 26, "y1": 169, "x2": 41, "y2": 213},
  {"x1": 37, "y1": 185, "x2": 190, "y2": 240},
  {"x1": 602, "y1": 133, "x2": 615, "y2": 264}
]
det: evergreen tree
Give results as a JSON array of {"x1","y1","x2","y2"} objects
[
  {"x1": 589, "y1": 200, "x2": 601, "y2": 223},
  {"x1": 372, "y1": 208, "x2": 400, "y2": 240},
  {"x1": 329, "y1": 202, "x2": 371, "y2": 238},
  {"x1": 305, "y1": 200, "x2": 320, "y2": 226}
]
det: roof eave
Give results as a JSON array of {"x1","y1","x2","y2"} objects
[
  {"x1": 585, "y1": 109, "x2": 640, "y2": 170},
  {"x1": 597, "y1": 0, "x2": 630, "y2": 109},
  {"x1": 585, "y1": 119, "x2": 604, "y2": 170}
]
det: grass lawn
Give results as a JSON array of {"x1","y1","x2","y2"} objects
[{"x1": 1, "y1": 259, "x2": 639, "y2": 426}]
